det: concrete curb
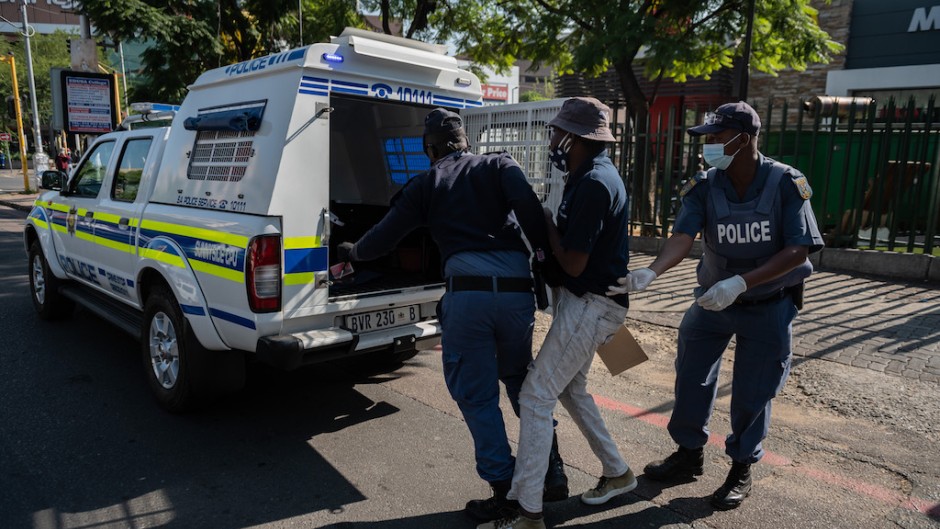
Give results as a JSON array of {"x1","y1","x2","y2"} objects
[
  {"x1": 630, "y1": 235, "x2": 939, "y2": 284},
  {"x1": 0, "y1": 197, "x2": 34, "y2": 213}
]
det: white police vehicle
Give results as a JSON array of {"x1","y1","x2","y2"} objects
[{"x1": 24, "y1": 28, "x2": 485, "y2": 411}]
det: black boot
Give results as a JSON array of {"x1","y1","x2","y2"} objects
[
  {"x1": 643, "y1": 446, "x2": 704, "y2": 481},
  {"x1": 711, "y1": 461, "x2": 752, "y2": 510},
  {"x1": 465, "y1": 479, "x2": 519, "y2": 521},
  {"x1": 543, "y1": 432, "x2": 569, "y2": 502}
]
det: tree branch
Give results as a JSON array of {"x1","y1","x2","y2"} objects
[{"x1": 529, "y1": 0, "x2": 593, "y2": 33}]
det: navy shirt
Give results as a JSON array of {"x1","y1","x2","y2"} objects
[
  {"x1": 556, "y1": 150, "x2": 630, "y2": 307},
  {"x1": 353, "y1": 151, "x2": 549, "y2": 267},
  {"x1": 673, "y1": 154, "x2": 824, "y2": 253}
]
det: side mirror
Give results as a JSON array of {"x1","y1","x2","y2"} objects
[{"x1": 40, "y1": 170, "x2": 66, "y2": 191}]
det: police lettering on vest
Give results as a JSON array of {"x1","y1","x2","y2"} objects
[{"x1": 716, "y1": 220, "x2": 771, "y2": 244}]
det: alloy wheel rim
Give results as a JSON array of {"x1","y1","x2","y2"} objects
[
  {"x1": 148, "y1": 312, "x2": 179, "y2": 389},
  {"x1": 32, "y1": 257, "x2": 45, "y2": 305}
]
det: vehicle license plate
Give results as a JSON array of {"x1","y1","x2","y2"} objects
[{"x1": 344, "y1": 305, "x2": 420, "y2": 332}]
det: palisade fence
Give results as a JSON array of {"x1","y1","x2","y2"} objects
[{"x1": 611, "y1": 96, "x2": 940, "y2": 255}]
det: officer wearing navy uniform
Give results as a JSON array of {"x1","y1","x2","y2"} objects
[
  {"x1": 607, "y1": 101, "x2": 823, "y2": 510},
  {"x1": 345, "y1": 108, "x2": 568, "y2": 522}
]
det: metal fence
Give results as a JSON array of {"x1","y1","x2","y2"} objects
[
  {"x1": 466, "y1": 96, "x2": 940, "y2": 256},
  {"x1": 615, "y1": 96, "x2": 940, "y2": 255}
]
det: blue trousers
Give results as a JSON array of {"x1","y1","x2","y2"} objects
[
  {"x1": 668, "y1": 291, "x2": 797, "y2": 464},
  {"x1": 439, "y1": 289, "x2": 535, "y2": 483}
]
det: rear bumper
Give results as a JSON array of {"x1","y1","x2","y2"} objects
[{"x1": 255, "y1": 320, "x2": 442, "y2": 370}]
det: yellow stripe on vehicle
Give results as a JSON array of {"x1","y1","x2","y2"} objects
[
  {"x1": 94, "y1": 236, "x2": 136, "y2": 254},
  {"x1": 284, "y1": 236, "x2": 321, "y2": 249},
  {"x1": 32, "y1": 218, "x2": 49, "y2": 230},
  {"x1": 139, "y1": 219, "x2": 249, "y2": 248},
  {"x1": 140, "y1": 247, "x2": 185, "y2": 268},
  {"x1": 190, "y1": 259, "x2": 245, "y2": 283},
  {"x1": 284, "y1": 272, "x2": 316, "y2": 286},
  {"x1": 93, "y1": 211, "x2": 124, "y2": 224}
]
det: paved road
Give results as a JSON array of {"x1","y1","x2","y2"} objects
[
  {"x1": 2, "y1": 206, "x2": 939, "y2": 529},
  {"x1": 628, "y1": 254, "x2": 940, "y2": 384}
]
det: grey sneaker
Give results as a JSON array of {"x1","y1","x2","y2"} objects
[
  {"x1": 580, "y1": 468, "x2": 638, "y2": 505},
  {"x1": 476, "y1": 513, "x2": 546, "y2": 529}
]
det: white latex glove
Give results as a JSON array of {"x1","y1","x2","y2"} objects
[
  {"x1": 697, "y1": 275, "x2": 748, "y2": 311},
  {"x1": 606, "y1": 268, "x2": 657, "y2": 296}
]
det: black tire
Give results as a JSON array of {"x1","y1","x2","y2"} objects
[
  {"x1": 141, "y1": 285, "x2": 199, "y2": 412},
  {"x1": 141, "y1": 284, "x2": 245, "y2": 413},
  {"x1": 28, "y1": 241, "x2": 74, "y2": 320}
]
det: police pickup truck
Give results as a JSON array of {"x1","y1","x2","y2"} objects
[{"x1": 24, "y1": 28, "x2": 486, "y2": 411}]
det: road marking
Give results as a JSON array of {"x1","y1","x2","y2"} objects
[{"x1": 593, "y1": 394, "x2": 940, "y2": 517}]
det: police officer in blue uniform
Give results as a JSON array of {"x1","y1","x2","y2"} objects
[
  {"x1": 607, "y1": 101, "x2": 823, "y2": 510},
  {"x1": 345, "y1": 108, "x2": 567, "y2": 521}
]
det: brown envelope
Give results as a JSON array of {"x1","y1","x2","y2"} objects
[{"x1": 596, "y1": 324, "x2": 648, "y2": 376}]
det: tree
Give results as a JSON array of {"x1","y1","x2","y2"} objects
[
  {"x1": 370, "y1": 0, "x2": 843, "y2": 233},
  {"x1": 78, "y1": 0, "x2": 362, "y2": 103}
]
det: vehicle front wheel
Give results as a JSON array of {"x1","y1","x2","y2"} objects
[{"x1": 28, "y1": 241, "x2": 73, "y2": 320}]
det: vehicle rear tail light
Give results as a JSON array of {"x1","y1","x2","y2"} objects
[{"x1": 246, "y1": 234, "x2": 281, "y2": 313}]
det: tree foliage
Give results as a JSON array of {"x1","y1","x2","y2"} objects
[{"x1": 370, "y1": 0, "x2": 843, "y2": 114}]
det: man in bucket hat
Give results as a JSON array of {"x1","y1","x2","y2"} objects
[
  {"x1": 607, "y1": 101, "x2": 823, "y2": 510},
  {"x1": 343, "y1": 108, "x2": 568, "y2": 522},
  {"x1": 480, "y1": 97, "x2": 636, "y2": 529}
]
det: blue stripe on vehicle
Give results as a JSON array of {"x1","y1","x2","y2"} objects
[
  {"x1": 331, "y1": 79, "x2": 369, "y2": 89},
  {"x1": 331, "y1": 87, "x2": 368, "y2": 96},
  {"x1": 126, "y1": 279, "x2": 135, "y2": 287},
  {"x1": 284, "y1": 247, "x2": 328, "y2": 274},
  {"x1": 209, "y1": 308, "x2": 256, "y2": 329},
  {"x1": 299, "y1": 89, "x2": 328, "y2": 96},
  {"x1": 302, "y1": 76, "x2": 329, "y2": 83},
  {"x1": 287, "y1": 49, "x2": 306, "y2": 61},
  {"x1": 138, "y1": 229, "x2": 245, "y2": 272},
  {"x1": 93, "y1": 220, "x2": 137, "y2": 246},
  {"x1": 180, "y1": 304, "x2": 206, "y2": 316}
]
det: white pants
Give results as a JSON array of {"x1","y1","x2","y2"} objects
[{"x1": 508, "y1": 288, "x2": 630, "y2": 513}]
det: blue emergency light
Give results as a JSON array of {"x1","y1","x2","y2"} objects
[{"x1": 322, "y1": 53, "x2": 344, "y2": 64}]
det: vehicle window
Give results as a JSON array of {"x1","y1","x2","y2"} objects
[
  {"x1": 71, "y1": 141, "x2": 115, "y2": 198},
  {"x1": 112, "y1": 138, "x2": 153, "y2": 202}
]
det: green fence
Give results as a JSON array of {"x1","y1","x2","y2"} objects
[{"x1": 613, "y1": 96, "x2": 940, "y2": 255}]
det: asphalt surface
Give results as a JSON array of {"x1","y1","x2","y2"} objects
[{"x1": 2, "y1": 194, "x2": 939, "y2": 529}]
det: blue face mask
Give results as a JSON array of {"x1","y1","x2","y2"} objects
[
  {"x1": 549, "y1": 133, "x2": 573, "y2": 173},
  {"x1": 702, "y1": 133, "x2": 743, "y2": 170}
]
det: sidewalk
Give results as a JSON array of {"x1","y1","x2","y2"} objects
[
  {"x1": 4, "y1": 192, "x2": 937, "y2": 384},
  {"x1": 628, "y1": 253, "x2": 940, "y2": 384}
]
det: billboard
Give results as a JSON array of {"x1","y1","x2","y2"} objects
[{"x1": 56, "y1": 70, "x2": 118, "y2": 134}]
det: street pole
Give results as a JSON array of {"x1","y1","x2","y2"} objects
[
  {"x1": 0, "y1": 55, "x2": 31, "y2": 192},
  {"x1": 19, "y1": 0, "x2": 46, "y2": 179},
  {"x1": 739, "y1": 0, "x2": 757, "y2": 102},
  {"x1": 298, "y1": 0, "x2": 303, "y2": 46},
  {"x1": 118, "y1": 41, "x2": 129, "y2": 110}
]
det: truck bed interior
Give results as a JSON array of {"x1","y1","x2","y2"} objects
[{"x1": 327, "y1": 95, "x2": 443, "y2": 299}]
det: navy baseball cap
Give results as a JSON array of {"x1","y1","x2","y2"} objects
[
  {"x1": 688, "y1": 101, "x2": 761, "y2": 136},
  {"x1": 424, "y1": 108, "x2": 463, "y2": 138}
]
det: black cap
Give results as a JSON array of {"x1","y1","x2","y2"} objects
[
  {"x1": 688, "y1": 101, "x2": 761, "y2": 137},
  {"x1": 424, "y1": 108, "x2": 463, "y2": 140}
]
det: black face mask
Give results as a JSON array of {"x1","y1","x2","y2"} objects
[{"x1": 549, "y1": 133, "x2": 572, "y2": 173}]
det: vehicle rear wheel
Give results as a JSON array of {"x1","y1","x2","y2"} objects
[
  {"x1": 142, "y1": 285, "x2": 198, "y2": 412},
  {"x1": 28, "y1": 241, "x2": 73, "y2": 320},
  {"x1": 141, "y1": 284, "x2": 245, "y2": 412}
]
